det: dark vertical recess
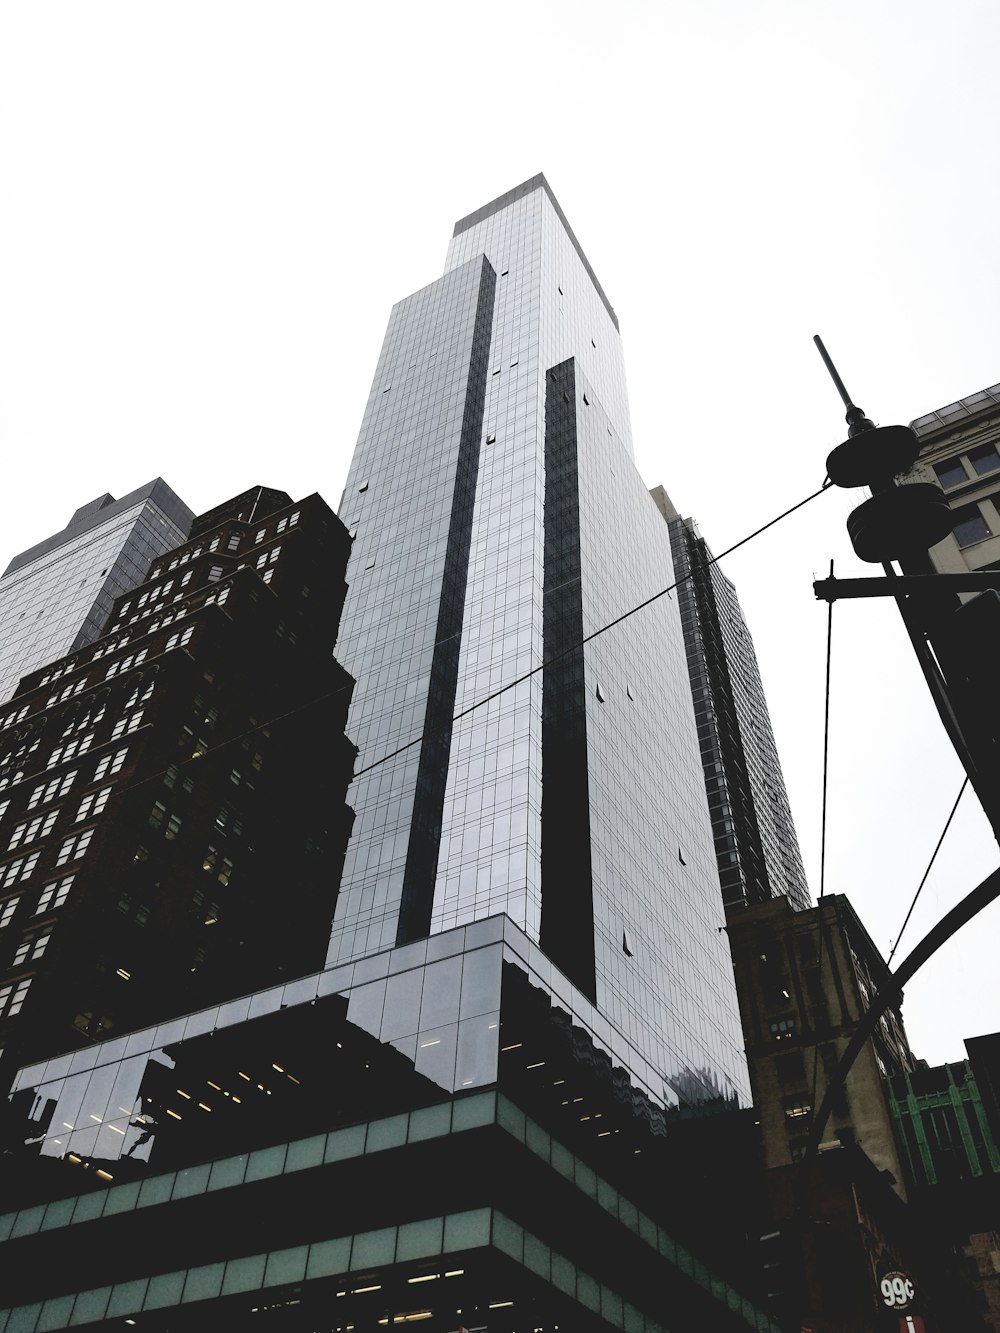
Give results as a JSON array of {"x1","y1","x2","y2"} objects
[
  {"x1": 396, "y1": 261, "x2": 496, "y2": 944},
  {"x1": 670, "y1": 525, "x2": 772, "y2": 909},
  {"x1": 540, "y1": 358, "x2": 597, "y2": 1000}
]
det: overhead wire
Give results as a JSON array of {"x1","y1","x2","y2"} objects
[
  {"x1": 355, "y1": 478, "x2": 833, "y2": 780},
  {"x1": 887, "y1": 777, "x2": 969, "y2": 967},
  {"x1": 1, "y1": 479, "x2": 834, "y2": 827},
  {"x1": 809, "y1": 557, "x2": 836, "y2": 1125}
]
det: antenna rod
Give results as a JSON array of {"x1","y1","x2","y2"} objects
[
  {"x1": 813, "y1": 334, "x2": 874, "y2": 437},
  {"x1": 813, "y1": 334, "x2": 854, "y2": 410}
]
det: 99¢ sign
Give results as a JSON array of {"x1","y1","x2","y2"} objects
[{"x1": 880, "y1": 1272, "x2": 915, "y2": 1309}]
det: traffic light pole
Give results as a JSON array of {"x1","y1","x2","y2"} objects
[{"x1": 802, "y1": 338, "x2": 1000, "y2": 1156}]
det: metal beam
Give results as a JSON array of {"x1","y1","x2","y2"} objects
[
  {"x1": 806, "y1": 864, "x2": 1000, "y2": 1158},
  {"x1": 814, "y1": 572, "x2": 1000, "y2": 602}
]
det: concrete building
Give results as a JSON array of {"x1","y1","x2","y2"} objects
[
  {"x1": 652, "y1": 489, "x2": 810, "y2": 914},
  {"x1": 906, "y1": 382, "x2": 1000, "y2": 574},
  {"x1": 901, "y1": 383, "x2": 1000, "y2": 831},
  {"x1": 0, "y1": 481, "x2": 193, "y2": 705}
]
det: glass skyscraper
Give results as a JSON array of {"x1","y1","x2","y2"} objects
[
  {"x1": 0, "y1": 480, "x2": 193, "y2": 704},
  {"x1": 331, "y1": 175, "x2": 750, "y2": 1107},
  {"x1": 653, "y1": 489, "x2": 810, "y2": 913}
]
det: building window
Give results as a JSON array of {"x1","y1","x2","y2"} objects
[
  {"x1": 208, "y1": 565, "x2": 224, "y2": 582},
  {"x1": 166, "y1": 626, "x2": 195, "y2": 652},
  {"x1": 27, "y1": 771, "x2": 77, "y2": 810},
  {"x1": 163, "y1": 764, "x2": 194, "y2": 795},
  {"x1": 105, "y1": 648, "x2": 148, "y2": 681},
  {"x1": 0, "y1": 897, "x2": 20, "y2": 929},
  {"x1": 55, "y1": 829, "x2": 94, "y2": 867},
  {"x1": 933, "y1": 458, "x2": 968, "y2": 489},
  {"x1": 782, "y1": 1095, "x2": 812, "y2": 1123},
  {"x1": 94, "y1": 748, "x2": 128, "y2": 781},
  {"x1": 72, "y1": 1010, "x2": 114, "y2": 1037},
  {"x1": 111, "y1": 711, "x2": 144, "y2": 740},
  {"x1": 0, "y1": 854, "x2": 39, "y2": 889},
  {"x1": 969, "y1": 443, "x2": 1000, "y2": 477},
  {"x1": 149, "y1": 802, "x2": 182, "y2": 839},
  {"x1": 35, "y1": 876, "x2": 74, "y2": 914},
  {"x1": 202, "y1": 845, "x2": 234, "y2": 885},
  {"x1": 952, "y1": 502, "x2": 991, "y2": 548},
  {"x1": 770, "y1": 1015, "x2": 797, "y2": 1042},
  {"x1": 75, "y1": 787, "x2": 112, "y2": 823},
  {"x1": 12, "y1": 931, "x2": 50, "y2": 965},
  {"x1": 47, "y1": 735, "x2": 93, "y2": 769},
  {"x1": 9, "y1": 810, "x2": 59, "y2": 851},
  {"x1": 0, "y1": 978, "x2": 31, "y2": 1017},
  {"x1": 124, "y1": 679, "x2": 155, "y2": 710},
  {"x1": 227, "y1": 534, "x2": 241, "y2": 551}
]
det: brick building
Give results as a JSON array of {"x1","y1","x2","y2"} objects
[{"x1": 0, "y1": 486, "x2": 355, "y2": 1079}]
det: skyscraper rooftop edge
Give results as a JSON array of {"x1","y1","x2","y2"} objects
[
  {"x1": 452, "y1": 172, "x2": 620, "y2": 332},
  {"x1": 3, "y1": 478, "x2": 194, "y2": 577}
]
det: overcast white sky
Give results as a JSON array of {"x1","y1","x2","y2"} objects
[{"x1": 1, "y1": 0, "x2": 998, "y2": 1066}]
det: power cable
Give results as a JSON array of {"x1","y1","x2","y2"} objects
[
  {"x1": 1, "y1": 480, "x2": 833, "y2": 820},
  {"x1": 887, "y1": 777, "x2": 968, "y2": 967},
  {"x1": 355, "y1": 479, "x2": 833, "y2": 780}
]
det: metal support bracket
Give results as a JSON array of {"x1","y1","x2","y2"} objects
[{"x1": 814, "y1": 571, "x2": 1000, "y2": 602}]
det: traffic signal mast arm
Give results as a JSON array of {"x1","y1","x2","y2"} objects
[
  {"x1": 814, "y1": 571, "x2": 1000, "y2": 600},
  {"x1": 807, "y1": 863, "x2": 1000, "y2": 1156}
]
